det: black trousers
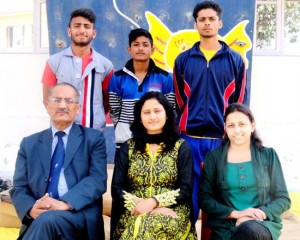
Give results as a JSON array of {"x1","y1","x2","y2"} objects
[{"x1": 231, "y1": 221, "x2": 272, "y2": 240}]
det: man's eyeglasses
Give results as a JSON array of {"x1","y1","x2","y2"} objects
[{"x1": 48, "y1": 98, "x2": 78, "y2": 105}]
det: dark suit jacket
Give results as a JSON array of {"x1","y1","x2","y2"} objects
[{"x1": 10, "y1": 123, "x2": 107, "y2": 239}]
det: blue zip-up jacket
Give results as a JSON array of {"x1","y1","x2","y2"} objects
[
  {"x1": 109, "y1": 59, "x2": 175, "y2": 144},
  {"x1": 173, "y1": 41, "x2": 249, "y2": 138}
]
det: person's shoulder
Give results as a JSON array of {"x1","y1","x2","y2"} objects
[
  {"x1": 28, "y1": 128, "x2": 50, "y2": 137},
  {"x1": 176, "y1": 48, "x2": 191, "y2": 60},
  {"x1": 221, "y1": 42, "x2": 243, "y2": 59},
  {"x1": 47, "y1": 47, "x2": 72, "y2": 70},
  {"x1": 175, "y1": 42, "x2": 199, "y2": 68},
  {"x1": 206, "y1": 144, "x2": 225, "y2": 157},
  {"x1": 150, "y1": 59, "x2": 170, "y2": 77},
  {"x1": 125, "y1": 138, "x2": 134, "y2": 145},
  {"x1": 119, "y1": 139, "x2": 131, "y2": 150},
  {"x1": 91, "y1": 49, "x2": 113, "y2": 65},
  {"x1": 259, "y1": 146, "x2": 278, "y2": 157},
  {"x1": 228, "y1": 48, "x2": 243, "y2": 60},
  {"x1": 113, "y1": 68, "x2": 126, "y2": 77},
  {"x1": 153, "y1": 66, "x2": 170, "y2": 77},
  {"x1": 176, "y1": 42, "x2": 199, "y2": 59},
  {"x1": 252, "y1": 145, "x2": 282, "y2": 166},
  {"x1": 178, "y1": 138, "x2": 187, "y2": 145},
  {"x1": 48, "y1": 47, "x2": 71, "y2": 59},
  {"x1": 177, "y1": 138, "x2": 193, "y2": 150},
  {"x1": 21, "y1": 129, "x2": 51, "y2": 144},
  {"x1": 72, "y1": 124, "x2": 104, "y2": 139}
]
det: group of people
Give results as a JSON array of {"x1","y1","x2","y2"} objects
[{"x1": 10, "y1": 1, "x2": 290, "y2": 240}]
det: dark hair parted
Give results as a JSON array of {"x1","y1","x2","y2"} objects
[
  {"x1": 69, "y1": 8, "x2": 96, "y2": 27},
  {"x1": 222, "y1": 103, "x2": 264, "y2": 151},
  {"x1": 193, "y1": 1, "x2": 223, "y2": 21},
  {"x1": 128, "y1": 28, "x2": 153, "y2": 47},
  {"x1": 130, "y1": 92, "x2": 179, "y2": 153}
]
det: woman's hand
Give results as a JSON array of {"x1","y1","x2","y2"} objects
[
  {"x1": 150, "y1": 207, "x2": 178, "y2": 218},
  {"x1": 230, "y1": 208, "x2": 266, "y2": 222},
  {"x1": 235, "y1": 216, "x2": 255, "y2": 226},
  {"x1": 133, "y1": 197, "x2": 143, "y2": 204},
  {"x1": 131, "y1": 198, "x2": 158, "y2": 216}
]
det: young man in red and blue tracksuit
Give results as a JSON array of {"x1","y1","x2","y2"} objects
[{"x1": 173, "y1": 1, "x2": 250, "y2": 223}]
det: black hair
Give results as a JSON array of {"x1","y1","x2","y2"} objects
[
  {"x1": 222, "y1": 103, "x2": 264, "y2": 151},
  {"x1": 128, "y1": 28, "x2": 153, "y2": 47},
  {"x1": 130, "y1": 92, "x2": 179, "y2": 153},
  {"x1": 69, "y1": 8, "x2": 96, "y2": 27},
  {"x1": 193, "y1": 1, "x2": 223, "y2": 21}
]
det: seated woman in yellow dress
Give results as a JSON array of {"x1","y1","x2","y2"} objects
[
  {"x1": 199, "y1": 103, "x2": 291, "y2": 240},
  {"x1": 111, "y1": 91, "x2": 196, "y2": 239}
]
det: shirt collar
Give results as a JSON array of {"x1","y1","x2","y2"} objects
[{"x1": 51, "y1": 124, "x2": 72, "y2": 138}]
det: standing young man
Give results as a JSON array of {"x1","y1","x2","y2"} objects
[
  {"x1": 42, "y1": 8, "x2": 113, "y2": 132},
  {"x1": 109, "y1": 28, "x2": 175, "y2": 155},
  {"x1": 173, "y1": 1, "x2": 249, "y2": 222}
]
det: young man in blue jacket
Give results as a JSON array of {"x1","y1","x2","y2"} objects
[
  {"x1": 173, "y1": 1, "x2": 249, "y2": 222},
  {"x1": 109, "y1": 28, "x2": 175, "y2": 156}
]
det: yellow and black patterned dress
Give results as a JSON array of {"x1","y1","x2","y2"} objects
[{"x1": 111, "y1": 138, "x2": 196, "y2": 239}]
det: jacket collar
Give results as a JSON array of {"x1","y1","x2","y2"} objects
[
  {"x1": 38, "y1": 123, "x2": 83, "y2": 176},
  {"x1": 123, "y1": 58, "x2": 158, "y2": 75},
  {"x1": 190, "y1": 40, "x2": 229, "y2": 57},
  {"x1": 219, "y1": 142, "x2": 265, "y2": 180}
]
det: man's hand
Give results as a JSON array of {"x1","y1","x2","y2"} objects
[
  {"x1": 29, "y1": 194, "x2": 51, "y2": 219},
  {"x1": 29, "y1": 193, "x2": 72, "y2": 219},
  {"x1": 39, "y1": 197, "x2": 72, "y2": 211}
]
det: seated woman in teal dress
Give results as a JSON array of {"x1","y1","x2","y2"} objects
[
  {"x1": 199, "y1": 103, "x2": 291, "y2": 240},
  {"x1": 111, "y1": 91, "x2": 196, "y2": 239}
]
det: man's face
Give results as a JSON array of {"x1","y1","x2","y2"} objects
[
  {"x1": 194, "y1": 8, "x2": 222, "y2": 39},
  {"x1": 128, "y1": 36, "x2": 154, "y2": 62},
  {"x1": 68, "y1": 16, "x2": 96, "y2": 47},
  {"x1": 46, "y1": 85, "x2": 80, "y2": 129}
]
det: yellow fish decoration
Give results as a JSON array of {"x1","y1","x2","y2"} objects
[{"x1": 145, "y1": 11, "x2": 252, "y2": 72}]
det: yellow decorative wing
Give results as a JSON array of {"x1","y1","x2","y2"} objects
[
  {"x1": 165, "y1": 30, "x2": 199, "y2": 71},
  {"x1": 145, "y1": 11, "x2": 172, "y2": 71},
  {"x1": 145, "y1": 11, "x2": 252, "y2": 71},
  {"x1": 223, "y1": 20, "x2": 252, "y2": 68}
]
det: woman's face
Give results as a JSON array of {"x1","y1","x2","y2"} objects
[
  {"x1": 225, "y1": 111, "x2": 255, "y2": 147},
  {"x1": 141, "y1": 98, "x2": 167, "y2": 134}
]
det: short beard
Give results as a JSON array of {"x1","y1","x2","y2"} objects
[
  {"x1": 71, "y1": 36, "x2": 93, "y2": 47},
  {"x1": 200, "y1": 34, "x2": 215, "y2": 39}
]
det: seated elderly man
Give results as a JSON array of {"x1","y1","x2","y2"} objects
[{"x1": 10, "y1": 83, "x2": 107, "y2": 240}]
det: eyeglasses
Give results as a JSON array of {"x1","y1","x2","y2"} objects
[{"x1": 48, "y1": 98, "x2": 78, "y2": 105}]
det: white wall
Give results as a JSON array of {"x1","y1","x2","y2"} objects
[
  {"x1": 0, "y1": 54, "x2": 299, "y2": 191},
  {"x1": 251, "y1": 56, "x2": 300, "y2": 191},
  {"x1": 0, "y1": 54, "x2": 49, "y2": 178}
]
